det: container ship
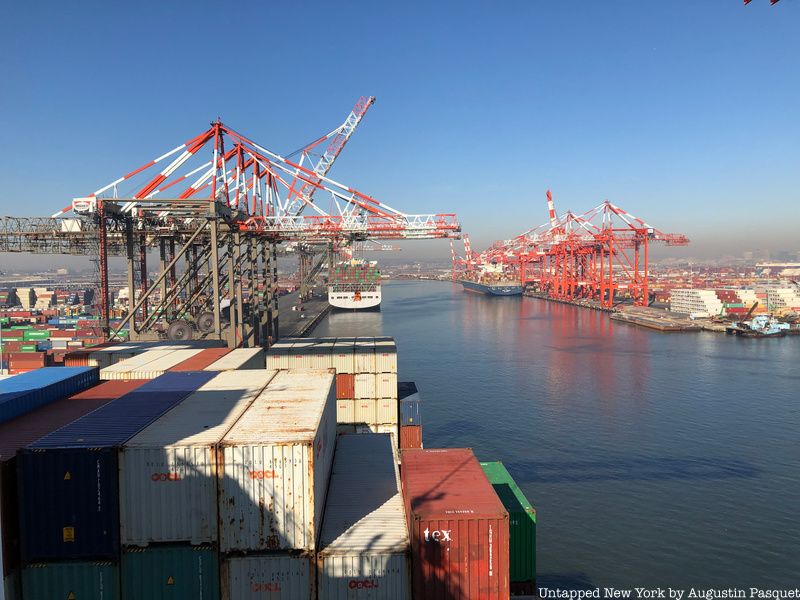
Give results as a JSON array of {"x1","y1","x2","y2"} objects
[
  {"x1": 459, "y1": 264, "x2": 523, "y2": 296},
  {"x1": 0, "y1": 336, "x2": 537, "y2": 600},
  {"x1": 328, "y1": 259, "x2": 381, "y2": 309}
]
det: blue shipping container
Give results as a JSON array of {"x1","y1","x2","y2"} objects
[
  {"x1": 17, "y1": 371, "x2": 216, "y2": 562},
  {"x1": 398, "y1": 381, "x2": 422, "y2": 426},
  {"x1": 0, "y1": 367, "x2": 98, "y2": 424}
]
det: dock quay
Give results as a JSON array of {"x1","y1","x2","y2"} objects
[
  {"x1": 276, "y1": 288, "x2": 331, "y2": 339},
  {"x1": 523, "y1": 290, "x2": 615, "y2": 312},
  {"x1": 610, "y1": 306, "x2": 704, "y2": 332}
]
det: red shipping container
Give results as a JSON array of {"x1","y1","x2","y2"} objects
[
  {"x1": 401, "y1": 448, "x2": 510, "y2": 599},
  {"x1": 336, "y1": 373, "x2": 355, "y2": 399},
  {"x1": 50, "y1": 329, "x2": 78, "y2": 339},
  {"x1": 399, "y1": 425, "x2": 423, "y2": 449},
  {"x1": 0, "y1": 379, "x2": 148, "y2": 576},
  {"x1": 169, "y1": 347, "x2": 231, "y2": 371}
]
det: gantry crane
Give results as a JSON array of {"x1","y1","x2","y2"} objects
[{"x1": 0, "y1": 98, "x2": 460, "y2": 347}]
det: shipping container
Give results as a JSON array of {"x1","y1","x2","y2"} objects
[
  {"x1": 335, "y1": 399, "x2": 354, "y2": 423},
  {"x1": 374, "y1": 339, "x2": 397, "y2": 374},
  {"x1": 331, "y1": 341, "x2": 354, "y2": 374},
  {"x1": 218, "y1": 370, "x2": 336, "y2": 552},
  {"x1": 317, "y1": 435, "x2": 410, "y2": 599},
  {"x1": 480, "y1": 461, "x2": 537, "y2": 595},
  {"x1": 0, "y1": 366, "x2": 98, "y2": 424},
  {"x1": 375, "y1": 373, "x2": 398, "y2": 399},
  {"x1": 265, "y1": 343, "x2": 290, "y2": 370},
  {"x1": 21, "y1": 561, "x2": 119, "y2": 600},
  {"x1": 353, "y1": 424, "x2": 397, "y2": 447},
  {"x1": 100, "y1": 349, "x2": 204, "y2": 380},
  {"x1": 399, "y1": 425, "x2": 422, "y2": 450},
  {"x1": 121, "y1": 545, "x2": 219, "y2": 600},
  {"x1": 375, "y1": 397, "x2": 398, "y2": 425},
  {"x1": 354, "y1": 373, "x2": 375, "y2": 399},
  {"x1": 221, "y1": 553, "x2": 313, "y2": 600},
  {"x1": 353, "y1": 339, "x2": 375, "y2": 373},
  {"x1": 119, "y1": 370, "x2": 276, "y2": 546},
  {"x1": 17, "y1": 371, "x2": 216, "y2": 562},
  {"x1": 0, "y1": 380, "x2": 147, "y2": 578},
  {"x1": 353, "y1": 399, "x2": 376, "y2": 425},
  {"x1": 401, "y1": 448, "x2": 510, "y2": 600},
  {"x1": 3, "y1": 570, "x2": 19, "y2": 600},
  {"x1": 398, "y1": 381, "x2": 422, "y2": 426},
  {"x1": 334, "y1": 373, "x2": 354, "y2": 400},
  {"x1": 308, "y1": 341, "x2": 334, "y2": 370},
  {"x1": 287, "y1": 342, "x2": 315, "y2": 370},
  {"x1": 169, "y1": 347, "x2": 231, "y2": 371},
  {"x1": 204, "y1": 348, "x2": 265, "y2": 371}
]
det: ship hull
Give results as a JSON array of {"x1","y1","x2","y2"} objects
[
  {"x1": 328, "y1": 288, "x2": 382, "y2": 310},
  {"x1": 459, "y1": 280, "x2": 523, "y2": 296}
]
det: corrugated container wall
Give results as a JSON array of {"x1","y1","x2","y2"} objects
[
  {"x1": 398, "y1": 381, "x2": 422, "y2": 426},
  {"x1": 0, "y1": 367, "x2": 98, "y2": 424},
  {"x1": 221, "y1": 554, "x2": 313, "y2": 600},
  {"x1": 401, "y1": 448, "x2": 510, "y2": 600},
  {"x1": 17, "y1": 371, "x2": 216, "y2": 562},
  {"x1": 21, "y1": 561, "x2": 119, "y2": 600},
  {"x1": 317, "y1": 435, "x2": 410, "y2": 599},
  {"x1": 218, "y1": 370, "x2": 336, "y2": 552},
  {"x1": 0, "y1": 380, "x2": 147, "y2": 579},
  {"x1": 331, "y1": 341, "x2": 354, "y2": 374},
  {"x1": 354, "y1": 340, "x2": 375, "y2": 373},
  {"x1": 121, "y1": 545, "x2": 219, "y2": 600},
  {"x1": 354, "y1": 373, "x2": 375, "y2": 399},
  {"x1": 374, "y1": 340, "x2": 397, "y2": 373},
  {"x1": 119, "y1": 370, "x2": 276, "y2": 546},
  {"x1": 399, "y1": 425, "x2": 423, "y2": 450},
  {"x1": 480, "y1": 461, "x2": 537, "y2": 594},
  {"x1": 334, "y1": 373, "x2": 354, "y2": 400},
  {"x1": 265, "y1": 343, "x2": 290, "y2": 370}
]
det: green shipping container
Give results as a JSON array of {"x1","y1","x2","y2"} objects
[
  {"x1": 20, "y1": 345, "x2": 38, "y2": 352},
  {"x1": 480, "y1": 461, "x2": 537, "y2": 594},
  {"x1": 22, "y1": 561, "x2": 120, "y2": 600},
  {"x1": 23, "y1": 330, "x2": 50, "y2": 341},
  {"x1": 121, "y1": 545, "x2": 219, "y2": 600}
]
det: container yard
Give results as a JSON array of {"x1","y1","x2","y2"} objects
[{"x1": 0, "y1": 335, "x2": 537, "y2": 599}]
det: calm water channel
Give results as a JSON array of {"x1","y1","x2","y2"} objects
[{"x1": 312, "y1": 280, "x2": 800, "y2": 589}]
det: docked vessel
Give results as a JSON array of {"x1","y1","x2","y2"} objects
[
  {"x1": 459, "y1": 264, "x2": 522, "y2": 296},
  {"x1": 327, "y1": 259, "x2": 382, "y2": 310},
  {"x1": 725, "y1": 315, "x2": 789, "y2": 338}
]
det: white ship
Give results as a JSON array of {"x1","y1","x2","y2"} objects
[{"x1": 328, "y1": 260, "x2": 382, "y2": 310}]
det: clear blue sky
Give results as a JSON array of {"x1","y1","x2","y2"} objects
[{"x1": 1, "y1": 0, "x2": 798, "y2": 263}]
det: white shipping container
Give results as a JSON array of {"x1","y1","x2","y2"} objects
[
  {"x1": 374, "y1": 340, "x2": 398, "y2": 373},
  {"x1": 287, "y1": 342, "x2": 316, "y2": 369},
  {"x1": 206, "y1": 348, "x2": 265, "y2": 371},
  {"x1": 309, "y1": 342, "x2": 334, "y2": 370},
  {"x1": 354, "y1": 373, "x2": 375, "y2": 399},
  {"x1": 120, "y1": 370, "x2": 276, "y2": 545},
  {"x1": 354, "y1": 339, "x2": 376, "y2": 373},
  {"x1": 317, "y1": 434, "x2": 410, "y2": 599},
  {"x1": 222, "y1": 554, "x2": 313, "y2": 600},
  {"x1": 219, "y1": 370, "x2": 337, "y2": 552},
  {"x1": 335, "y1": 399, "x2": 355, "y2": 423},
  {"x1": 100, "y1": 349, "x2": 204, "y2": 380},
  {"x1": 375, "y1": 397, "x2": 398, "y2": 425},
  {"x1": 354, "y1": 424, "x2": 397, "y2": 447},
  {"x1": 331, "y1": 341, "x2": 354, "y2": 374},
  {"x1": 265, "y1": 342, "x2": 291, "y2": 370},
  {"x1": 353, "y1": 399, "x2": 376, "y2": 425},
  {"x1": 375, "y1": 372, "x2": 398, "y2": 399}
]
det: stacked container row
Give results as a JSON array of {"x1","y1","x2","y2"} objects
[
  {"x1": 1, "y1": 380, "x2": 148, "y2": 600},
  {"x1": 100, "y1": 348, "x2": 205, "y2": 380}
]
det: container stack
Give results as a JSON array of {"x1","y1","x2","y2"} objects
[
  {"x1": 401, "y1": 448, "x2": 511, "y2": 600},
  {"x1": 481, "y1": 461, "x2": 537, "y2": 595},
  {"x1": 0, "y1": 367, "x2": 98, "y2": 424},
  {"x1": 16, "y1": 371, "x2": 217, "y2": 598},
  {"x1": 268, "y1": 336, "x2": 400, "y2": 443},
  {"x1": 398, "y1": 381, "x2": 423, "y2": 449},
  {"x1": 99, "y1": 348, "x2": 206, "y2": 380},
  {"x1": 202, "y1": 347, "x2": 265, "y2": 371},
  {"x1": 218, "y1": 369, "x2": 337, "y2": 600},
  {"x1": 317, "y1": 434, "x2": 411, "y2": 599},
  {"x1": 118, "y1": 370, "x2": 276, "y2": 600},
  {"x1": 0, "y1": 380, "x2": 149, "y2": 600}
]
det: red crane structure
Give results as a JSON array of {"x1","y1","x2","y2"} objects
[
  {"x1": 454, "y1": 191, "x2": 688, "y2": 308},
  {"x1": 1, "y1": 97, "x2": 460, "y2": 346}
]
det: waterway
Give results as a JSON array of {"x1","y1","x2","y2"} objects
[{"x1": 312, "y1": 280, "x2": 800, "y2": 589}]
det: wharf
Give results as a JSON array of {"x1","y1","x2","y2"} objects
[
  {"x1": 611, "y1": 306, "x2": 703, "y2": 332},
  {"x1": 276, "y1": 288, "x2": 331, "y2": 339},
  {"x1": 523, "y1": 290, "x2": 614, "y2": 312}
]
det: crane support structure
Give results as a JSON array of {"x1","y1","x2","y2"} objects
[
  {"x1": 458, "y1": 192, "x2": 688, "y2": 308},
  {"x1": 0, "y1": 98, "x2": 460, "y2": 345}
]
